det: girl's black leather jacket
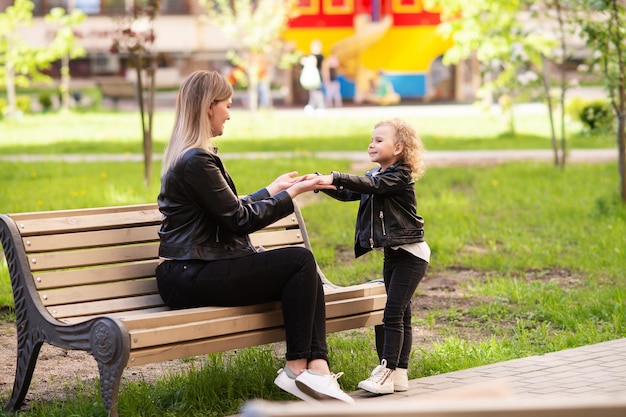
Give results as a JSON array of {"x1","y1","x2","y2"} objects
[
  {"x1": 322, "y1": 163, "x2": 425, "y2": 258},
  {"x1": 157, "y1": 148, "x2": 294, "y2": 261}
]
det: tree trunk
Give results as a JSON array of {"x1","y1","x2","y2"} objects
[
  {"x1": 554, "y1": 0, "x2": 567, "y2": 169},
  {"x1": 540, "y1": 54, "x2": 559, "y2": 167},
  {"x1": 618, "y1": 111, "x2": 626, "y2": 202},
  {"x1": 133, "y1": 54, "x2": 153, "y2": 187},
  {"x1": 60, "y1": 55, "x2": 70, "y2": 113},
  {"x1": 5, "y1": 64, "x2": 17, "y2": 119},
  {"x1": 145, "y1": 58, "x2": 156, "y2": 187}
]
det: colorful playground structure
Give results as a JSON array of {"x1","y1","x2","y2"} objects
[{"x1": 283, "y1": 0, "x2": 455, "y2": 103}]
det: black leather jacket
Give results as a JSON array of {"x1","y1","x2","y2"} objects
[
  {"x1": 322, "y1": 163, "x2": 425, "y2": 258},
  {"x1": 157, "y1": 148, "x2": 294, "y2": 261}
]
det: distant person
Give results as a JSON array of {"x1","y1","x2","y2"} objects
[
  {"x1": 300, "y1": 40, "x2": 325, "y2": 111},
  {"x1": 157, "y1": 70, "x2": 354, "y2": 404},
  {"x1": 365, "y1": 71, "x2": 400, "y2": 105},
  {"x1": 256, "y1": 54, "x2": 273, "y2": 109},
  {"x1": 308, "y1": 118, "x2": 429, "y2": 395},
  {"x1": 322, "y1": 53, "x2": 342, "y2": 108}
]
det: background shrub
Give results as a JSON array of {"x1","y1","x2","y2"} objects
[
  {"x1": 15, "y1": 96, "x2": 32, "y2": 115},
  {"x1": 580, "y1": 99, "x2": 613, "y2": 131},
  {"x1": 38, "y1": 93, "x2": 53, "y2": 112},
  {"x1": 566, "y1": 97, "x2": 613, "y2": 131}
]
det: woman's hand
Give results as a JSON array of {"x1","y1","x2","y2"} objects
[{"x1": 266, "y1": 171, "x2": 300, "y2": 195}]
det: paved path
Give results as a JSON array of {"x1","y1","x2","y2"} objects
[
  {"x1": 356, "y1": 337, "x2": 626, "y2": 402},
  {"x1": 240, "y1": 337, "x2": 626, "y2": 416}
]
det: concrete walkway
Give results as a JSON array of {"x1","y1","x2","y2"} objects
[
  {"x1": 241, "y1": 337, "x2": 626, "y2": 416},
  {"x1": 357, "y1": 337, "x2": 626, "y2": 402}
]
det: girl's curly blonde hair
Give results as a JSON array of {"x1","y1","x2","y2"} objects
[{"x1": 375, "y1": 118, "x2": 426, "y2": 179}]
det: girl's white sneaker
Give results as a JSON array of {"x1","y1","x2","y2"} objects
[
  {"x1": 357, "y1": 359, "x2": 394, "y2": 394},
  {"x1": 394, "y1": 367, "x2": 409, "y2": 392}
]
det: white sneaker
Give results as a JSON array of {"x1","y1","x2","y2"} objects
[
  {"x1": 394, "y1": 368, "x2": 408, "y2": 392},
  {"x1": 295, "y1": 370, "x2": 355, "y2": 404},
  {"x1": 358, "y1": 359, "x2": 394, "y2": 394},
  {"x1": 274, "y1": 368, "x2": 319, "y2": 403}
]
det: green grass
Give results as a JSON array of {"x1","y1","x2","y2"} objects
[
  {"x1": 0, "y1": 115, "x2": 624, "y2": 415},
  {"x1": 0, "y1": 107, "x2": 615, "y2": 155}
]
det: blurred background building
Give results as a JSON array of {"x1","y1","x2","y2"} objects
[{"x1": 1, "y1": 0, "x2": 479, "y2": 104}]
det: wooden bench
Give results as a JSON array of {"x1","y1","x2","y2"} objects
[
  {"x1": 0, "y1": 201, "x2": 386, "y2": 417},
  {"x1": 96, "y1": 77, "x2": 137, "y2": 108}
]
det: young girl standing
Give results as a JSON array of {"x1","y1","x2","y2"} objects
[{"x1": 312, "y1": 118, "x2": 429, "y2": 394}]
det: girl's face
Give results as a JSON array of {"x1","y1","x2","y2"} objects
[
  {"x1": 208, "y1": 97, "x2": 232, "y2": 137},
  {"x1": 368, "y1": 124, "x2": 403, "y2": 170}
]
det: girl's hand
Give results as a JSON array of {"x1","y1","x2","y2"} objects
[
  {"x1": 302, "y1": 173, "x2": 333, "y2": 185},
  {"x1": 286, "y1": 176, "x2": 336, "y2": 199}
]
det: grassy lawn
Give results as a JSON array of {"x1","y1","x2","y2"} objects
[
  {"x1": 0, "y1": 106, "x2": 615, "y2": 155},
  {"x1": 0, "y1": 108, "x2": 624, "y2": 416}
]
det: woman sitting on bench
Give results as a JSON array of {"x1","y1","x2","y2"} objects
[{"x1": 156, "y1": 70, "x2": 354, "y2": 404}]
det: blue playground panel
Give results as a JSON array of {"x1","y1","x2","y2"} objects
[{"x1": 337, "y1": 74, "x2": 427, "y2": 100}]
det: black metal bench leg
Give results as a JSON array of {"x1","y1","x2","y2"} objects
[
  {"x1": 97, "y1": 357, "x2": 126, "y2": 417},
  {"x1": 5, "y1": 332, "x2": 43, "y2": 413},
  {"x1": 89, "y1": 318, "x2": 129, "y2": 417}
]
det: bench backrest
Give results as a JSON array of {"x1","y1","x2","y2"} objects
[{"x1": 5, "y1": 202, "x2": 308, "y2": 324}]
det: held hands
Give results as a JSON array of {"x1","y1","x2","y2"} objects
[
  {"x1": 290, "y1": 174, "x2": 336, "y2": 195},
  {"x1": 267, "y1": 172, "x2": 335, "y2": 198}
]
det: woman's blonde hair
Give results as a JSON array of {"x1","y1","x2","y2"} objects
[
  {"x1": 161, "y1": 70, "x2": 233, "y2": 176},
  {"x1": 375, "y1": 118, "x2": 426, "y2": 179}
]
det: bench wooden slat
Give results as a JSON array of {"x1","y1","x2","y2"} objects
[
  {"x1": 34, "y1": 260, "x2": 159, "y2": 289},
  {"x1": 28, "y1": 242, "x2": 159, "y2": 271},
  {"x1": 40, "y1": 278, "x2": 158, "y2": 307},
  {"x1": 258, "y1": 214, "x2": 298, "y2": 228},
  {"x1": 131, "y1": 310, "x2": 285, "y2": 349},
  {"x1": 323, "y1": 283, "x2": 386, "y2": 302},
  {"x1": 11, "y1": 207, "x2": 161, "y2": 236},
  {"x1": 325, "y1": 294, "x2": 386, "y2": 318},
  {"x1": 249, "y1": 229, "x2": 304, "y2": 248},
  {"x1": 127, "y1": 311, "x2": 384, "y2": 367},
  {"x1": 123, "y1": 302, "x2": 281, "y2": 331},
  {"x1": 47, "y1": 294, "x2": 165, "y2": 319},
  {"x1": 23, "y1": 225, "x2": 159, "y2": 252},
  {"x1": 8, "y1": 203, "x2": 157, "y2": 221},
  {"x1": 59, "y1": 306, "x2": 172, "y2": 324},
  {"x1": 128, "y1": 293, "x2": 386, "y2": 349}
]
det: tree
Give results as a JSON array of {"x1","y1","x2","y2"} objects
[
  {"x1": 45, "y1": 7, "x2": 87, "y2": 113},
  {"x1": 0, "y1": 0, "x2": 57, "y2": 119},
  {"x1": 577, "y1": 0, "x2": 626, "y2": 202},
  {"x1": 198, "y1": 0, "x2": 299, "y2": 112},
  {"x1": 430, "y1": 0, "x2": 574, "y2": 166},
  {"x1": 110, "y1": 0, "x2": 159, "y2": 186},
  {"x1": 530, "y1": 1, "x2": 580, "y2": 168}
]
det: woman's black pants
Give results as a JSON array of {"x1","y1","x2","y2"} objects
[{"x1": 156, "y1": 247, "x2": 328, "y2": 363}]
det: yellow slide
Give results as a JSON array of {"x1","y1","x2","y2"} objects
[{"x1": 331, "y1": 14, "x2": 392, "y2": 103}]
